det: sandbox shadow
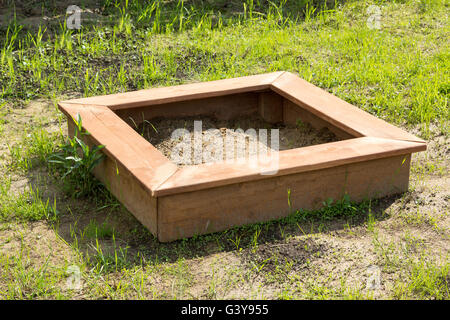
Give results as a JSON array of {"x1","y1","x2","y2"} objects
[{"x1": 25, "y1": 164, "x2": 402, "y2": 271}]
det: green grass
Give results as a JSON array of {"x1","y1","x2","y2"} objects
[
  {"x1": 88, "y1": 236, "x2": 132, "y2": 274},
  {"x1": 0, "y1": 0, "x2": 448, "y2": 300},
  {"x1": 48, "y1": 115, "x2": 106, "y2": 198},
  {"x1": 0, "y1": 249, "x2": 69, "y2": 299},
  {"x1": 83, "y1": 220, "x2": 115, "y2": 240},
  {"x1": 0, "y1": 177, "x2": 59, "y2": 222},
  {"x1": 7, "y1": 126, "x2": 62, "y2": 172},
  {"x1": 0, "y1": 0, "x2": 448, "y2": 132},
  {"x1": 402, "y1": 258, "x2": 449, "y2": 299},
  {"x1": 0, "y1": 102, "x2": 6, "y2": 136},
  {"x1": 391, "y1": 254, "x2": 449, "y2": 299}
]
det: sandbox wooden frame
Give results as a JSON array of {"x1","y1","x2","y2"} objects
[{"x1": 59, "y1": 72, "x2": 426, "y2": 242}]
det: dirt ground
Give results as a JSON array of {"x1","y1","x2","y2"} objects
[
  {"x1": 0, "y1": 99, "x2": 448, "y2": 299},
  {"x1": 0, "y1": 0, "x2": 105, "y2": 31}
]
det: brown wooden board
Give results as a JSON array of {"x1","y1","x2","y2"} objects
[
  {"x1": 58, "y1": 72, "x2": 426, "y2": 242},
  {"x1": 157, "y1": 154, "x2": 411, "y2": 242}
]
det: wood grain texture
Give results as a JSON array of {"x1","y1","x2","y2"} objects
[
  {"x1": 60, "y1": 72, "x2": 285, "y2": 109},
  {"x1": 283, "y1": 99, "x2": 354, "y2": 140},
  {"x1": 67, "y1": 118, "x2": 158, "y2": 236},
  {"x1": 59, "y1": 102, "x2": 178, "y2": 194},
  {"x1": 58, "y1": 71, "x2": 427, "y2": 242},
  {"x1": 271, "y1": 72, "x2": 425, "y2": 143},
  {"x1": 114, "y1": 92, "x2": 259, "y2": 127},
  {"x1": 154, "y1": 137, "x2": 425, "y2": 196},
  {"x1": 157, "y1": 154, "x2": 411, "y2": 242},
  {"x1": 258, "y1": 91, "x2": 283, "y2": 123}
]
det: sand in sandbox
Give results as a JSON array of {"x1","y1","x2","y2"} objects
[{"x1": 134, "y1": 114, "x2": 339, "y2": 166}]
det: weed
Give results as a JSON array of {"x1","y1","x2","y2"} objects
[
  {"x1": 0, "y1": 178, "x2": 59, "y2": 222},
  {"x1": 393, "y1": 257, "x2": 449, "y2": 300},
  {"x1": 88, "y1": 235, "x2": 131, "y2": 274},
  {"x1": 0, "y1": 1, "x2": 448, "y2": 128},
  {"x1": 0, "y1": 249, "x2": 68, "y2": 299},
  {"x1": 0, "y1": 102, "x2": 6, "y2": 136},
  {"x1": 8, "y1": 127, "x2": 62, "y2": 172},
  {"x1": 48, "y1": 114, "x2": 105, "y2": 197},
  {"x1": 282, "y1": 194, "x2": 370, "y2": 224},
  {"x1": 83, "y1": 220, "x2": 115, "y2": 240},
  {"x1": 0, "y1": 0, "x2": 448, "y2": 300}
]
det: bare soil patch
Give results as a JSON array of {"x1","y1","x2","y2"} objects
[{"x1": 1, "y1": 97, "x2": 448, "y2": 299}]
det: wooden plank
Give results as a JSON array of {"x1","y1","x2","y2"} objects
[
  {"x1": 114, "y1": 92, "x2": 259, "y2": 127},
  {"x1": 59, "y1": 102, "x2": 178, "y2": 194},
  {"x1": 283, "y1": 99, "x2": 354, "y2": 140},
  {"x1": 57, "y1": 71, "x2": 428, "y2": 242},
  {"x1": 271, "y1": 72, "x2": 426, "y2": 143},
  {"x1": 157, "y1": 154, "x2": 411, "y2": 241},
  {"x1": 67, "y1": 119, "x2": 158, "y2": 236},
  {"x1": 59, "y1": 72, "x2": 285, "y2": 110},
  {"x1": 258, "y1": 91, "x2": 283, "y2": 123},
  {"x1": 154, "y1": 137, "x2": 425, "y2": 197}
]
